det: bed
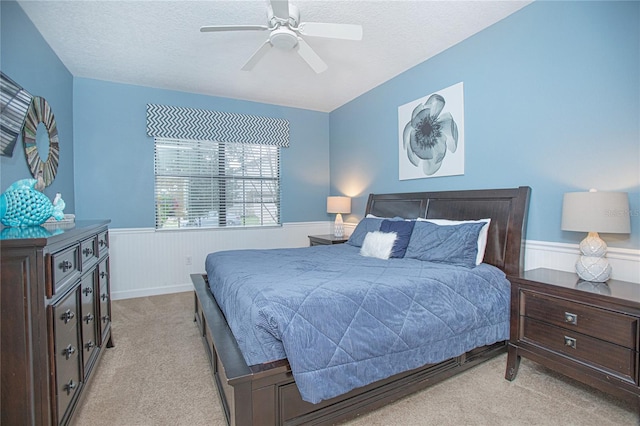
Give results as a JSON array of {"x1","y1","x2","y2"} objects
[{"x1": 192, "y1": 186, "x2": 530, "y2": 425}]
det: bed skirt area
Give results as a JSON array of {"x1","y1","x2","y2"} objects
[{"x1": 192, "y1": 273, "x2": 506, "y2": 426}]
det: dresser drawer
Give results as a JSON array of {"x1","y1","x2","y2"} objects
[
  {"x1": 80, "y1": 273, "x2": 98, "y2": 375},
  {"x1": 80, "y1": 236, "x2": 98, "y2": 270},
  {"x1": 522, "y1": 317, "x2": 636, "y2": 384},
  {"x1": 98, "y1": 259, "x2": 111, "y2": 343},
  {"x1": 50, "y1": 245, "x2": 80, "y2": 296},
  {"x1": 97, "y1": 231, "x2": 109, "y2": 258},
  {"x1": 53, "y1": 288, "x2": 79, "y2": 332},
  {"x1": 521, "y1": 290, "x2": 637, "y2": 349},
  {"x1": 54, "y1": 325, "x2": 81, "y2": 423}
]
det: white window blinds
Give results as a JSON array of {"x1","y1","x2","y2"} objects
[{"x1": 154, "y1": 138, "x2": 280, "y2": 229}]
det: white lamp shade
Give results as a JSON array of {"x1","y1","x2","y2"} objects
[
  {"x1": 327, "y1": 196, "x2": 351, "y2": 214},
  {"x1": 561, "y1": 191, "x2": 630, "y2": 234}
]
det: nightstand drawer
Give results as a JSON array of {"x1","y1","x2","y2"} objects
[
  {"x1": 521, "y1": 290, "x2": 637, "y2": 349},
  {"x1": 523, "y1": 317, "x2": 636, "y2": 384}
]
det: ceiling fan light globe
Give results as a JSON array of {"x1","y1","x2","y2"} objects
[{"x1": 269, "y1": 27, "x2": 298, "y2": 50}]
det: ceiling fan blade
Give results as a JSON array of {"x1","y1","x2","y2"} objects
[
  {"x1": 200, "y1": 25, "x2": 269, "y2": 33},
  {"x1": 270, "y1": 0, "x2": 290, "y2": 20},
  {"x1": 296, "y1": 37, "x2": 327, "y2": 73},
  {"x1": 241, "y1": 40, "x2": 273, "y2": 71},
  {"x1": 297, "y1": 22, "x2": 363, "y2": 41}
]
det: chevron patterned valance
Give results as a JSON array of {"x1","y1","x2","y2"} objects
[{"x1": 146, "y1": 104, "x2": 289, "y2": 147}]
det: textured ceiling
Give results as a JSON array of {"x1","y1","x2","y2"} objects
[{"x1": 18, "y1": 0, "x2": 532, "y2": 112}]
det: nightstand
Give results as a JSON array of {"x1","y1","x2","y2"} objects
[
  {"x1": 308, "y1": 234, "x2": 348, "y2": 246},
  {"x1": 505, "y1": 268, "x2": 640, "y2": 408}
]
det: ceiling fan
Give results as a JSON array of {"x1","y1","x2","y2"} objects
[{"x1": 200, "y1": 0, "x2": 363, "y2": 73}]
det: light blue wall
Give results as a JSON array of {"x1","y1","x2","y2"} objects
[
  {"x1": 0, "y1": 0, "x2": 75, "y2": 211},
  {"x1": 73, "y1": 78, "x2": 330, "y2": 228},
  {"x1": 330, "y1": 0, "x2": 639, "y2": 249}
]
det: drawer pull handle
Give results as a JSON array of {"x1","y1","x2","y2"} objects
[
  {"x1": 85, "y1": 341, "x2": 95, "y2": 351},
  {"x1": 63, "y1": 344, "x2": 76, "y2": 359},
  {"x1": 63, "y1": 380, "x2": 77, "y2": 395},
  {"x1": 84, "y1": 313, "x2": 94, "y2": 324},
  {"x1": 61, "y1": 309, "x2": 75, "y2": 323},
  {"x1": 83, "y1": 286, "x2": 93, "y2": 296},
  {"x1": 564, "y1": 336, "x2": 577, "y2": 349},
  {"x1": 59, "y1": 260, "x2": 73, "y2": 272},
  {"x1": 101, "y1": 293, "x2": 109, "y2": 302},
  {"x1": 100, "y1": 271, "x2": 108, "y2": 279},
  {"x1": 102, "y1": 315, "x2": 111, "y2": 323},
  {"x1": 564, "y1": 312, "x2": 578, "y2": 325},
  {"x1": 99, "y1": 239, "x2": 107, "y2": 247},
  {"x1": 83, "y1": 247, "x2": 94, "y2": 256}
]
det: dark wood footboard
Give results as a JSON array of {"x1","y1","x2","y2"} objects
[{"x1": 193, "y1": 273, "x2": 506, "y2": 425}]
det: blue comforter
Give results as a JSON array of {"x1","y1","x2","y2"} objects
[{"x1": 205, "y1": 244, "x2": 510, "y2": 404}]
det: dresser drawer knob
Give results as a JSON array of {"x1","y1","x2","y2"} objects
[
  {"x1": 83, "y1": 286, "x2": 93, "y2": 296},
  {"x1": 101, "y1": 293, "x2": 109, "y2": 302},
  {"x1": 83, "y1": 247, "x2": 94, "y2": 257},
  {"x1": 100, "y1": 271, "x2": 108, "y2": 279},
  {"x1": 61, "y1": 309, "x2": 75, "y2": 323},
  {"x1": 564, "y1": 336, "x2": 577, "y2": 349},
  {"x1": 85, "y1": 341, "x2": 95, "y2": 351},
  {"x1": 99, "y1": 239, "x2": 107, "y2": 247},
  {"x1": 102, "y1": 314, "x2": 111, "y2": 323},
  {"x1": 564, "y1": 312, "x2": 578, "y2": 325},
  {"x1": 63, "y1": 344, "x2": 76, "y2": 359},
  {"x1": 63, "y1": 380, "x2": 77, "y2": 395},
  {"x1": 84, "y1": 313, "x2": 94, "y2": 324},
  {"x1": 59, "y1": 260, "x2": 73, "y2": 272}
]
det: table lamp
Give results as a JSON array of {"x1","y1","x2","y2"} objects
[
  {"x1": 561, "y1": 189, "x2": 630, "y2": 282},
  {"x1": 327, "y1": 196, "x2": 351, "y2": 238}
]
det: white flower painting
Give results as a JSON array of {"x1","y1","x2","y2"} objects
[{"x1": 398, "y1": 82, "x2": 464, "y2": 180}]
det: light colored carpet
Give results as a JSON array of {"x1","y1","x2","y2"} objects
[{"x1": 72, "y1": 292, "x2": 638, "y2": 426}]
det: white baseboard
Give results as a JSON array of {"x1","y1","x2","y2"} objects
[
  {"x1": 111, "y1": 284, "x2": 193, "y2": 301},
  {"x1": 108, "y1": 224, "x2": 639, "y2": 300}
]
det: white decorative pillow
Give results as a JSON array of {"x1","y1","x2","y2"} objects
[
  {"x1": 360, "y1": 231, "x2": 397, "y2": 260},
  {"x1": 417, "y1": 218, "x2": 491, "y2": 265}
]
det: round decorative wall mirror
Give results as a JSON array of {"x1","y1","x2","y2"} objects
[{"x1": 22, "y1": 96, "x2": 59, "y2": 187}]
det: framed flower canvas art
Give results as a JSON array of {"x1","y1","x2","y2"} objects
[{"x1": 398, "y1": 82, "x2": 464, "y2": 180}]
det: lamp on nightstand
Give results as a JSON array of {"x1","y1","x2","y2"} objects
[
  {"x1": 561, "y1": 189, "x2": 630, "y2": 282},
  {"x1": 327, "y1": 196, "x2": 351, "y2": 238}
]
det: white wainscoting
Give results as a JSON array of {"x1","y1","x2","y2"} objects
[
  {"x1": 109, "y1": 222, "x2": 639, "y2": 300},
  {"x1": 109, "y1": 222, "x2": 330, "y2": 300},
  {"x1": 524, "y1": 240, "x2": 640, "y2": 284}
]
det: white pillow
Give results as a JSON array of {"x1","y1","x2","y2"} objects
[
  {"x1": 417, "y1": 218, "x2": 491, "y2": 265},
  {"x1": 360, "y1": 231, "x2": 397, "y2": 260}
]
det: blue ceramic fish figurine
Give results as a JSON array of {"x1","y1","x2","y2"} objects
[{"x1": 0, "y1": 179, "x2": 65, "y2": 227}]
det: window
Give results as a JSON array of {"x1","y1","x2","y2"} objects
[{"x1": 154, "y1": 138, "x2": 280, "y2": 229}]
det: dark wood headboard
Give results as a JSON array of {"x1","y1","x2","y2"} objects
[{"x1": 365, "y1": 186, "x2": 531, "y2": 276}]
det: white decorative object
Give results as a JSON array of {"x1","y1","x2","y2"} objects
[
  {"x1": 327, "y1": 196, "x2": 351, "y2": 238},
  {"x1": 360, "y1": 231, "x2": 397, "y2": 260},
  {"x1": 561, "y1": 189, "x2": 631, "y2": 282}
]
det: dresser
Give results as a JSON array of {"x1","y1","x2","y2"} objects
[
  {"x1": 1, "y1": 220, "x2": 113, "y2": 425},
  {"x1": 505, "y1": 268, "x2": 639, "y2": 408}
]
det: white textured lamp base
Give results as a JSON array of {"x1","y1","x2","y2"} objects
[
  {"x1": 575, "y1": 232, "x2": 611, "y2": 282},
  {"x1": 333, "y1": 213, "x2": 344, "y2": 238}
]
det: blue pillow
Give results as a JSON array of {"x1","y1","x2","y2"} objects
[
  {"x1": 380, "y1": 219, "x2": 415, "y2": 258},
  {"x1": 404, "y1": 220, "x2": 485, "y2": 268},
  {"x1": 346, "y1": 217, "x2": 383, "y2": 247}
]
